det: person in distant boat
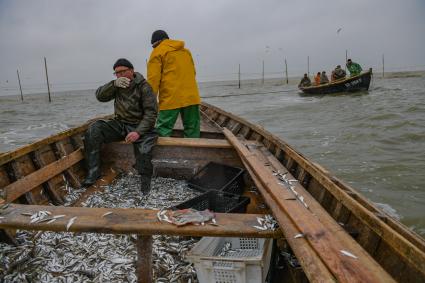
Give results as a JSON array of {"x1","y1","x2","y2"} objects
[
  {"x1": 314, "y1": 72, "x2": 321, "y2": 85},
  {"x1": 332, "y1": 65, "x2": 346, "y2": 81},
  {"x1": 346, "y1": 59, "x2": 363, "y2": 77},
  {"x1": 82, "y1": 58, "x2": 158, "y2": 195},
  {"x1": 298, "y1": 73, "x2": 312, "y2": 88},
  {"x1": 147, "y1": 30, "x2": 201, "y2": 138},
  {"x1": 320, "y1": 71, "x2": 329, "y2": 84}
]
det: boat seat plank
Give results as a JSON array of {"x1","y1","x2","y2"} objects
[
  {"x1": 4, "y1": 149, "x2": 83, "y2": 202},
  {"x1": 0, "y1": 204, "x2": 282, "y2": 239},
  {"x1": 114, "y1": 137, "x2": 231, "y2": 148},
  {"x1": 156, "y1": 137, "x2": 232, "y2": 148}
]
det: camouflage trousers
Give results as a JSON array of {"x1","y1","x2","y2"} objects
[{"x1": 84, "y1": 119, "x2": 158, "y2": 178}]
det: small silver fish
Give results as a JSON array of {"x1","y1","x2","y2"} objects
[
  {"x1": 341, "y1": 250, "x2": 358, "y2": 259},
  {"x1": 53, "y1": 215, "x2": 66, "y2": 219},
  {"x1": 66, "y1": 217, "x2": 77, "y2": 231},
  {"x1": 102, "y1": 212, "x2": 113, "y2": 217}
]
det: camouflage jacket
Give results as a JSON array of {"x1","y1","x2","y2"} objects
[
  {"x1": 298, "y1": 77, "x2": 311, "y2": 87},
  {"x1": 95, "y1": 72, "x2": 158, "y2": 135},
  {"x1": 334, "y1": 67, "x2": 346, "y2": 79},
  {"x1": 347, "y1": 62, "x2": 362, "y2": 76}
]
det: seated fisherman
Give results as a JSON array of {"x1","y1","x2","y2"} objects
[
  {"x1": 314, "y1": 72, "x2": 321, "y2": 85},
  {"x1": 346, "y1": 59, "x2": 363, "y2": 77},
  {"x1": 320, "y1": 71, "x2": 329, "y2": 84},
  {"x1": 298, "y1": 73, "x2": 312, "y2": 87},
  {"x1": 82, "y1": 58, "x2": 158, "y2": 195},
  {"x1": 332, "y1": 65, "x2": 346, "y2": 80}
]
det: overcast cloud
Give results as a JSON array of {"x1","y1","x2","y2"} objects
[{"x1": 0, "y1": 0, "x2": 424, "y2": 95}]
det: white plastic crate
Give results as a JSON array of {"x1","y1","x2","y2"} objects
[{"x1": 187, "y1": 237, "x2": 273, "y2": 283}]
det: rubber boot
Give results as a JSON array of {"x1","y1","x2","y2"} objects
[
  {"x1": 82, "y1": 150, "x2": 101, "y2": 187},
  {"x1": 140, "y1": 175, "x2": 152, "y2": 195},
  {"x1": 82, "y1": 129, "x2": 101, "y2": 187}
]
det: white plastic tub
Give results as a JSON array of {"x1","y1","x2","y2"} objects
[{"x1": 187, "y1": 237, "x2": 273, "y2": 283}]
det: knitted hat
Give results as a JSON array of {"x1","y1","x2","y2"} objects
[
  {"x1": 113, "y1": 58, "x2": 134, "y2": 70},
  {"x1": 151, "y1": 30, "x2": 169, "y2": 45}
]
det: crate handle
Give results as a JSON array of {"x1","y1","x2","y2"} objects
[{"x1": 202, "y1": 260, "x2": 245, "y2": 271}]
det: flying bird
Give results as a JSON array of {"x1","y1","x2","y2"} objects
[{"x1": 337, "y1": 28, "x2": 342, "y2": 34}]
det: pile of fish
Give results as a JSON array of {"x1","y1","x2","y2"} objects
[{"x1": 0, "y1": 174, "x2": 202, "y2": 283}]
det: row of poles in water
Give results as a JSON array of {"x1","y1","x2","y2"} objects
[
  {"x1": 14, "y1": 52, "x2": 387, "y2": 100},
  {"x1": 16, "y1": 57, "x2": 51, "y2": 102}
]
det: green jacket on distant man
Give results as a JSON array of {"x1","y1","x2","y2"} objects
[{"x1": 346, "y1": 59, "x2": 363, "y2": 77}]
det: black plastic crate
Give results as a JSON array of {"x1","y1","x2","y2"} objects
[
  {"x1": 172, "y1": 190, "x2": 250, "y2": 213},
  {"x1": 188, "y1": 162, "x2": 245, "y2": 194}
]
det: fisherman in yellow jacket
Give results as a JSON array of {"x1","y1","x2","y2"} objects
[{"x1": 147, "y1": 30, "x2": 201, "y2": 138}]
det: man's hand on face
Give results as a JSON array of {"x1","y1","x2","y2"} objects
[
  {"x1": 114, "y1": 77, "x2": 131, "y2": 88},
  {"x1": 125, "y1": 132, "x2": 140, "y2": 143}
]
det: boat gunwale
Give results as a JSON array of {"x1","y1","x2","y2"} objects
[{"x1": 200, "y1": 102, "x2": 425, "y2": 278}]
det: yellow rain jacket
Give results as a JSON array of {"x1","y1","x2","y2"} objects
[{"x1": 147, "y1": 39, "x2": 201, "y2": 111}]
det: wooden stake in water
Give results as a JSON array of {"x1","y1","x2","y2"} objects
[
  {"x1": 16, "y1": 69, "x2": 24, "y2": 101},
  {"x1": 238, "y1": 63, "x2": 241, "y2": 89},
  {"x1": 307, "y1": 56, "x2": 310, "y2": 77},
  {"x1": 285, "y1": 59, "x2": 289, "y2": 84},
  {"x1": 345, "y1": 50, "x2": 348, "y2": 71},
  {"x1": 262, "y1": 60, "x2": 264, "y2": 85},
  {"x1": 382, "y1": 54, "x2": 385, "y2": 78},
  {"x1": 44, "y1": 57, "x2": 52, "y2": 103}
]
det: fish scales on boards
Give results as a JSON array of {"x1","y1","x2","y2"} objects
[{"x1": 0, "y1": 174, "x2": 202, "y2": 283}]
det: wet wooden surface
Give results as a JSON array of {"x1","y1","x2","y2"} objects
[
  {"x1": 224, "y1": 128, "x2": 395, "y2": 283},
  {"x1": 3, "y1": 149, "x2": 83, "y2": 202},
  {"x1": 137, "y1": 235, "x2": 153, "y2": 283},
  {"x1": 0, "y1": 204, "x2": 282, "y2": 238}
]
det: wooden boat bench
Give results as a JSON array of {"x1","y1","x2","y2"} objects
[
  {"x1": 0, "y1": 137, "x2": 233, "y2": 204},
  {"x1": 0, "y1": 204, "x2": 281, "y2": 283},
  {"x1": 0, "y1": 204, "x2": 281, "y2": 238}
]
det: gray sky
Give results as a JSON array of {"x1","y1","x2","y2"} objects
[{"x1": 1, "y1": 0, "x2": 424, "y2": 95}]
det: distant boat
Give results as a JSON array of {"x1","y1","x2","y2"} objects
[{"x1": 300, "y1": 68, "x2": 372, "y2": 95}]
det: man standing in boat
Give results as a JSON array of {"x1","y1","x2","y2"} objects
[
  {"x1": 83, "y1": 58, "x2": 158, "y2": 195},
  {"x1": 346, "y1": 59, "x2": 363, "y2": 77},
  {"x1": 147, "y1": 30, "x2": 201, "y2": 138}
]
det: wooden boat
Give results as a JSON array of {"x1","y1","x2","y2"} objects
[
  {"x1": 300, "y1": 69, "x2": 373, "y2": 95},
  {"x1": 1, "y1": 102, "x2": 424, "y2": 283}
]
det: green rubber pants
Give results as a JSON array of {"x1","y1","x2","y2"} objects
[{"x1": 156, "y1": 104, "x2": 200, "y2": 138}]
